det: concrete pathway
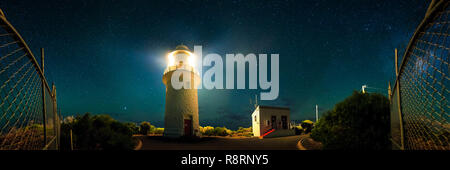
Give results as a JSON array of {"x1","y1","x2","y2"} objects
[
  {"x1": 297, "y1": 134, "x2": 322, "y2": 150},
  {"x1": 135, "y1": 135, "x2": 303, "y2": 150}
]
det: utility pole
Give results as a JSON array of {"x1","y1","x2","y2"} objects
[
  {"x1": 315, "y1": 105, "x2": 319, "y2": 122},
  {"x1": 254, "y1": 94, "x2": 258, "y2": 109}
]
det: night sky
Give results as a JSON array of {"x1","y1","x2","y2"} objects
[{"x1": 0, "y1": 0, "x2": 430, "y2": 129}]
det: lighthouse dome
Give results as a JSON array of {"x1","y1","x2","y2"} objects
[{"x1": 175, "y1": 44, "x2": 190, "y2": 51}]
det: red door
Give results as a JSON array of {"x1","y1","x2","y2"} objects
[{"x1": 184, "y1": 119, "x2": 192, "y2": 136}]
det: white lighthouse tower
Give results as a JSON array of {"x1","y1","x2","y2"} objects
[{"x1": 162, "y1": 45, "x2": 200, "y2": 137}]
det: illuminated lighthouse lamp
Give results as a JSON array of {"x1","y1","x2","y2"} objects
[{"x1": 165, "y1": 45, "x2": 197, "y2": 75}]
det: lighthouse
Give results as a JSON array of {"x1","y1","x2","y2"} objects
[{"x1": 162, "y1": 45, "x2": 200, "y2": 137}]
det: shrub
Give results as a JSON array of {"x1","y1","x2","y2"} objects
[
  {"x1": 214, "y1": 127, "x2": 229, "y2": 136},
  {"x1": 199, "y1": 126, "x2": 253, "y2": 137},
  {"x1": 301, "y1": 120, "x2": 314, "y2": 133},
  {"x1": 154, "y1": 128, "x2": 164, "y2": 134},
  {"x1": 124, "y1": 122, "x2": 139, "y2": 134},
  {"x1": 294, "y1": 126, "x2": 303, "y2": 135},
  {"x1": 60, "y1": 113, "x2": 135, "y2": 150},
  {"x1": 201, "y1": 126, "x2": 215, "y2": 136},
  {"x1": 311, "y1": 91, "x2": 391, "y2": 150},
  {"x1": 139, "y1": 122, "x2": 154, "y2": 135}
]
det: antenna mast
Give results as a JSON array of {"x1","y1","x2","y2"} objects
[{"x1": 254, "y1": 95, "x2": 258, "y2": 109}]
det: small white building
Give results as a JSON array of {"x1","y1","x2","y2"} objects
[{"x1": 251, "y1": 105, "x2": 295, "y2": 138}]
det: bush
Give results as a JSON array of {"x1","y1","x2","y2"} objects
[
  {"x1": 294, "y1": 126, "x2": 303, "y2": 135},
  {"x1": 300, "y1": 120, "x2": 314, "y2": 133},
  {"x1": 200, "y1": 126, "x2": 215, "y2": 136},
  {"x1": 154, "y1": 128, "x2": 164, "y2": 134},
  {"x1": 311, "y1": 91, "x2": 391, "y2": 150},
  {"x1": 199, "y1": 126, "x2": 253, "y2": 137},
  {"x1": 60, "y1": 113, "x2": 135, "y2": 150},
  {"x1": 124, "y1": 122, "x2": 139, "y2": 135},
  {"x1": 214, "y1": 127, "x2": 229, "y2": 136},
  {"x1": 233, "y1": 127, "x2": 253, "y2": 137},
  {"x1": 139, "y1": 122, "x2": 155, "y2": 135}
]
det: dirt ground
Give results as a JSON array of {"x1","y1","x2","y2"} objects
[{"x1": 135, "y1": 135, "x2": 303, "y2": 150}]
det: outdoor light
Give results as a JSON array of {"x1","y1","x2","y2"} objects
[
  {"x1": 167, "y1": 51, "x2": 175, "y2": 67},
  {"x1": 187, "y1": 51, "x2": 196, "y2": 67},
  {"x1": 166, "y1": 50, "x2": 195, "y2": 68}
]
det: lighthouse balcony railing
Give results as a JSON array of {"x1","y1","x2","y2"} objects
[{"x1": 164, "y1": 65, "x2": 199, "y2": 76}]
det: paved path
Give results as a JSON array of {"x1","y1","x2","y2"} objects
[
  {"x1": 297, "y1": 134, "x2": 322, "y2": 150},
  {"x1": 135, "y1": 135, "x2": 302, "y2": 150}
]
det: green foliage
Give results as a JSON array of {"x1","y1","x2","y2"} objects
[
  {"x1": 124, "y1": 122, "x2": 139, "y2": 134},
  {"x1": 154, "y1": 128, "x2": 164, "y2": 134},
  {"x1": 27, "y1": 123, "x2": 44, "y2": 131},
  {"x1": 214, "y1": 127, "x2": 229, "y2": 136},
  {"x1": 294, "y1": 126, "x2": 303, "y2": 135},
  {"x1": 199, "y1": 126, "x2": 252, "y2": 137},
  {"x1": 139, "y1": 121, "x2": 155, "y2": 135},
  {"x1": 234, "y1": 127, "x2": 253, "y2": 137},
  {"x1": 60, "y1": 113, "x2": 135, "y2": 150},
  {"x1": 200, "y1": 126, "x2": 215, "y2": 136},
  {"x1": 311, "y1": 91, "x2": 391, "y2": 150},
  {"x1": 301, "y1": 120, "x2": 314, "y2": 133}
]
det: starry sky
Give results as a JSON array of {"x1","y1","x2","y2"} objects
[{"x1": 0, "y1": 0, "x2": 430, "y2": 129}]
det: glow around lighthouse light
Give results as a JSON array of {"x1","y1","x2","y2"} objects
[{"x1": 166, "y1": 50, "x2": 196, "y2": 67}]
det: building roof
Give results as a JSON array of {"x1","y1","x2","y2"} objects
[{"x1": 258, "y1": 105, "x2": 290, "y2": 110}]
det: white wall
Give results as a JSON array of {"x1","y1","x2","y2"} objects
[
  {"x1": 252, "y1": 106, "x2": 291, "y2": 137},
  {"x1": 252, "y1": 108, "x2": 260, "y2": 137},
  {"x1": 163, "y1": 70, "x2": 200, "y2": 137}
]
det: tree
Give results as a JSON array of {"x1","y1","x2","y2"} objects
[
  {"x1": 139, "y1": 122, "x2": 152, "y2": 135},
  {"x1": 60, "y1": 113, "x2": 135, "y2": 150},
  {"x1": 311, "y1": 91, "x2": 391, "y2": 150},
  {"x1": 124, "y1": 122, "x2": 139, "y2": 134}
]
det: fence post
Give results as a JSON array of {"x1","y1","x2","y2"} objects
[
  {"x1": 388, "y1": 81, "x2": 391, "y2": 101},
  {"x1": 41, "y1": 48, "x2": 47, "y2": 147},
  {"x1": 52, "y1": 84, "x2": 59, "y2": 150},
  {"x1": 394, "y1": 48, "x2": 405, "y2": 150},
  {"x1": 70, "y1": 129, "x2": 73, "y2": 151}
]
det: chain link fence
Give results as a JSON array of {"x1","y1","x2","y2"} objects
[
  {"x1": 0, "y1": 10, "x2": 60, "y2": 150},
  {"x1": 391, "y1": 0, "x2": 449, "y2": 150}
]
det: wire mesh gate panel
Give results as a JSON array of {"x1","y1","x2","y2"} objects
[
  {"x1": 391, "y1": 0, "x2": 449, "y2": 150},
  {"x1": 0, "y1": 11, "x2": 59, "y2": 150}
]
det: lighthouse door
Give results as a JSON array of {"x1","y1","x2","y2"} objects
[{"x1": 184, "y1": 119, "x2": 192, "y2": 136}]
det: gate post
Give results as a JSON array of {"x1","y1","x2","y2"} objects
[
  {"x1": 395, "y1": 48, "x2": 405, "y2": 150},
  {"x1": 41, "y1": 48, "x2": 47, "y2": 146},
  {"x1": 52, "y1": 84, "x2": 59, "y2": 150}
]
